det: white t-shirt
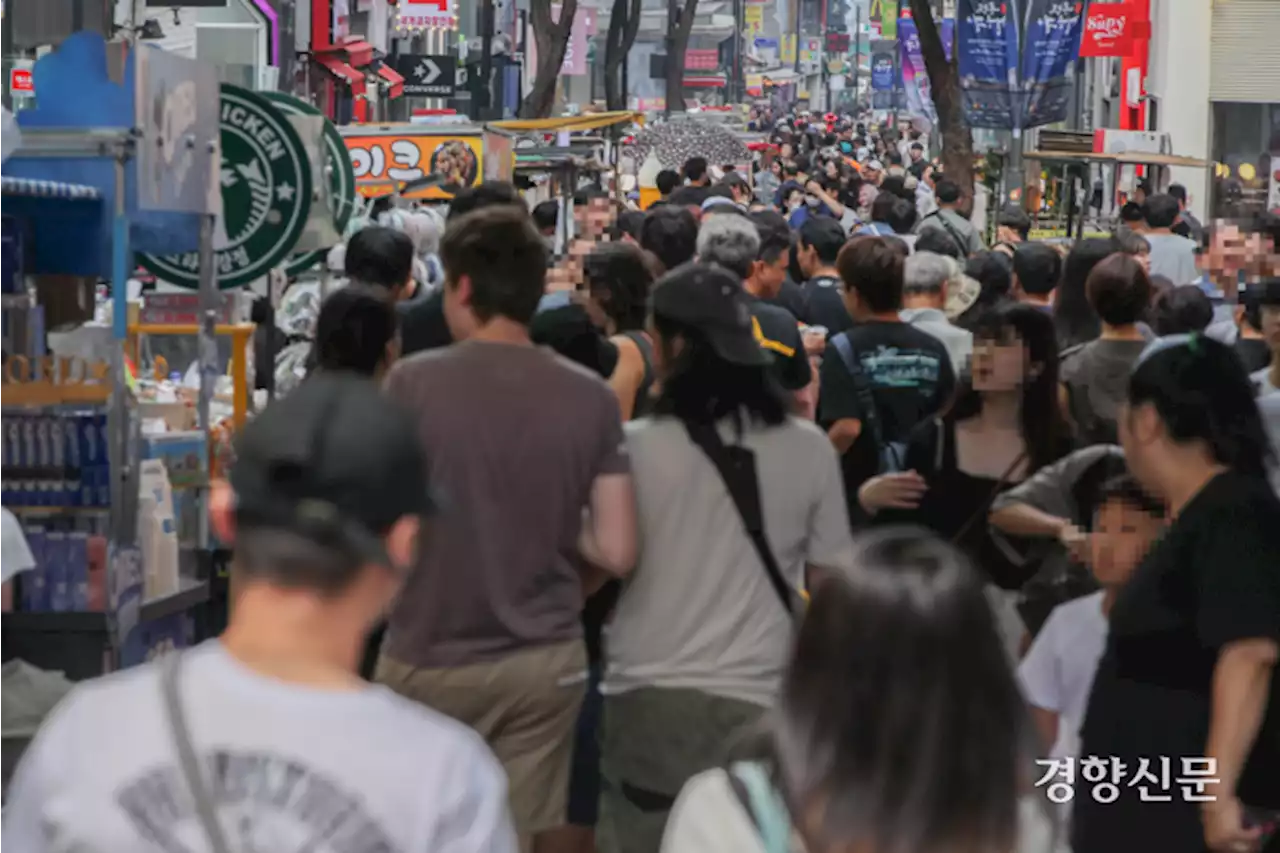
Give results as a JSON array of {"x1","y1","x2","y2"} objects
[
  {"x1": 3, "y1": 641, "x2": 517, "y2": 853},
  {"x1": 1018, "y1": 591, "x2": 1109, "y2": 759},
  {"x1": 1252, "y1": 365, "x2": 1279, "y2": 397}
]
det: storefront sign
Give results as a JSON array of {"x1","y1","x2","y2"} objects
[
  {"x1": 1079, "y1": 4, "x2": 1137, "y2": 57},
  {"x1": 261, "y1": 92, "x2": 357, "y2": 276},
  {"x1": 9, "y1": 68, "x2": 33, "y2": 93},
  {"x1": 685, "y1": 49, "x2": 720, "y2": 71},
  {"x1": 394, "y1": 54, "x2": 458, "y2": 97},
  {"x1": 343, "y1": 132, "x2": 482, "y2": 199},
  {"x1": 399, "y1": 0, "x2": 457, "y2": 29},
  {"x1": 138, "y1": 85, "x2": 313, "y2": 290}
]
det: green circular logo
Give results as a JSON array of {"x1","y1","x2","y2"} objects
[
  {"x1": 139, "y1": 84, "x2": 313, "y2": 290},
  {"x1": 261, "y1": 92, "x2": 357, "y2": 276}
]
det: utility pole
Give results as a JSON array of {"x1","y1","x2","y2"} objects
[
  {"x1": 478, "y1": 0, "x2": 495, "y2": 119},
  {"x1": 792, "y1": 0, "x2": 801, "y2": 74},
  {"x1": 733, "y1": 0, "x2": 744, "y2": 103},
  {"x1": 817, "y1": 0, "x2": 828, "y2": 111}
]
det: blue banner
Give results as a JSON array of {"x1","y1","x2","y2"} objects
[
  {"x1": 869, "y1": 40, "x2": 899, "y2": 111},
  {"x1": 899, "y1": 17, "x2": 953, "y2": 126},
  {"x1": 1020, "y1": 0, "x2": 1085, "y2": 128},
  {"x1": 956, "y1": 0, "x2": 1022, "y2": 129}
]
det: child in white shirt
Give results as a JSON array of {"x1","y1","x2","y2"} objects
[{"x1": 1019, "y1": 475, "x2": 1165, "y2": 759}]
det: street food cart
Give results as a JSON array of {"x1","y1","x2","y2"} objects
[{"x1": 340, "y1": 122, "x2": 517, "y2": 203}]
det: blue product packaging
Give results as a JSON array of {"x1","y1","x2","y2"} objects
[
  {"x1": 21, "y1": 526, "x2": 47, "y2": 611},
  {"x1": 49, "y1": 415, "x2": 66, "y2": 506},
  {"x1": 79, "y1": 411, "x2": 100, "y2": 467},
  {"x1": 66, "y1": 531, "x2": 89, "y2": 611},
  {"x1": 62, "y1": 410, "x2": 81, "y2": 506},
  {"x1": 44, "y1": 530, "x2": 68, "y2": 612}
]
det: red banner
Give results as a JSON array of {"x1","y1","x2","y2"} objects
[
  {"x1": 1079, "y1": 5, "x2": 1142, "y2": 58},
  {"x1": 684, "y1": 49, "x2": 720, "y2": 71}
]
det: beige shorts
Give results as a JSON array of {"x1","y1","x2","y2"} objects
[{"x1": 376, "y1": 640, "x2": 587, "y2": 839}]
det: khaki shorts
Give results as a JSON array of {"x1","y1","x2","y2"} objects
[{"x1": 376, "y1": 640, "x2": 587, "y2": 839}]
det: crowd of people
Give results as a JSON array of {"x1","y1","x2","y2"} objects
[{"x1": 5, "y1": 111, "x2": 1280, "y2": 853}]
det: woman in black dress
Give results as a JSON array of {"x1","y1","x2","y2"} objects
[{"x1": 1074, "y1": 334, "x2": 1280, "y2": 853}]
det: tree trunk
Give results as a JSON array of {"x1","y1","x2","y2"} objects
[
  {"x1": 664, "y1": 0, "x2": 698, "y2": 115},
  {"x1": 603, "y1": 0, "x2": 642, "y2": 111},
  {"x1": 908, "y1": 0, "x2": 975, "y2": 207},
  {"x1": 521, "y1": 0, "x2": 579, "y2": 118}
]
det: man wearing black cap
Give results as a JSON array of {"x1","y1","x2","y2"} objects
[
  {"x1": 376, "y1": 205, "x2": 636, "y2": 848},
  {"x1": 2, "y1": 375, "x2": 517, "y2": 852}
]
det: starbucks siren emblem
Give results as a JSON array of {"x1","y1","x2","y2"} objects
[{"x1": 139, "y1": 85, "x2": 312, "y2": 291}]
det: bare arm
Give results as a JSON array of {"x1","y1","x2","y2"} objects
[
  {"x1": 607, "y1": 336, "x2": 644, "y2": 422},
  {"x1": 1029, "y1": 706, "x2": 1060, "y2": 756},
  {"x1": 577, "y1": 472, "x2": 638, "y2": 579},
  {"x1": 989, "y1": 503, "x2": 1072, "y2": 539},
  {"x1": 827, "y1": 418, "x2": 862, "y2": 455},
  {"x1": 1204, "y1": 638, "x2": 1278, "y2": 804}
]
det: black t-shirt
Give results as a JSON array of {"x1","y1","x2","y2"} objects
[
  {"x1": 765, "y1": 277, "x2": 810, "y2": 323},
  {"x1": 817, "y1": 321, "x2": 956, "y2": 517},
  {"x1": 801, "y1": 274, "x2": 854, "y2": 337},
  {"x1": 747, "y1": 297, "x2": 811, "y2": 391},
  {"x1": 400, "y1": 288, "x2": 453, "y2": 355},
  {"x1": 1236, "y1": 337, "x2": 1272, "y2": 375},
  {"x1": 1074, "y1": 471, "x2": 1280, "y2": 851}
]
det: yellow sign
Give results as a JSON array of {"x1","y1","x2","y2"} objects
[
  {"x1": 746, "y1": 73, "x2": 764, "y2": 91},
  {"x1": 782, "y1": 34, "x2": 797, "y2": 64},
  {"x1": 744, "y1": 5, "x2": 763, "y2": 34},
  {"x1": 343, "y1": 133, "x2": 483, "y2": 200}
]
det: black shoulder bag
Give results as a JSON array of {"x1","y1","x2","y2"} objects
[{"x1": 683, "y1": 420, "x2": 797, "y2": 616}]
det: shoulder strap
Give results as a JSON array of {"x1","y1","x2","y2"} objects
[
  {"x1": 728, "y1": 763, "x2": 793, "y2": 853},
  {"x1": 831, "y1": 333, "x2": 886, "y2": 454},
  {"x1": 682, "y1": 421, "x2": 795, "y2": 617},
  {"x1": 621, "y1": 330, "x2": 656, "y2": 412},
  {"x1": 951, "y1": 450, "x2": 1027, "y2": 546},
  {"x1": 160, "y1": 653, "x2": 233, "y2": 853}
]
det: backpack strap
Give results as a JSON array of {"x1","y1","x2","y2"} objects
[
  {"x1": 728, "y1": 762, "x2": 793, "y2": 853},
  {"x1": 830, "y1": 332, "x2": 886, "y2": 457}
]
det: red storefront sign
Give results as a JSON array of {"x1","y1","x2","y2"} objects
[
  {"x1": 1079, "y1": 5, "x2": 1141, "y2": 57},
  {"x1": 684, "y1": 49, "x2": 720, "y2": 71},
  {"x1": 9, "y1": 68, "x2": 33, "y2": 93}
]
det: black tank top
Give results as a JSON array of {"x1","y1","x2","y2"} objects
[{"x1": 622, "y1": 330, "x2": 656, "y2": 418}]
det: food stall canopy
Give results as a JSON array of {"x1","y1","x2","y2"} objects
[
  {"x1": 1024, "y1": 150, "x2": 1210, "y2": 168},
  {"x1": 491, "y1": 111, "x2": 644, "y2": 133}
]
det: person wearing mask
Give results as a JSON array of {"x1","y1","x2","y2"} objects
[
  {"x1": 916, "y1": 179, "x2": 985, "y2": 257},
  {"x1": 994, "y1": 204, "x2": 1033, "y2": 255},
  {"x1": 660, "y1": 530, "x2": 1054, "y2": 853},
  {"x1": 900, "y1": 251, "x2": 974, "y2": 375},
  {"x1": 818, "y1": 237, "x2": 956, "y2": 523},
  {"x1": 1169, "y1": 183, "x2": 1204, "y2": 244},
  {"x1": 697, "y1": 213, "x2": 811, "y2": 401},
  {"x1": 376, "y1": 206, "x2": 637, "y2": 850},
  {"x1": 1074, "y1": 334, "x2": 1280, "y2": 853},
  {"x1": 1251, "y1": 278, "x2": 1280, "y2": 396},
  {"x1": 399, "y1": 181, "x2": 526, "y2": 355},
  {"x1": 860, "y1": 304, "x2": 1072, "y2": 655},
  {"x1": 1011, "y1": 242, "x2": 1063, "y2": 312},
  {"x1": 1054, "y1": 237, "x2": 1116, "y2": 351},
  {"x1": 3, "y1": 375, "x2": 517, "y2": 853},
  {"x1": 1234, "y1": 283, "x2": 1273, "y2": 374},
  {"x1": 797, "y1": 217, "x2": 854, "y2": 335},
  {"x1": 598, "y1": 263, "x2": 853, "y2": 853},
  {"x1": 656, "y1": 169, "x2": 681, "y2": 200},
  {"x1": 641, "y1": 205, "x2": 700, "y2": 273},
  {"x1": 1060, "y1": 254, "x2": 1153, "y2": 445},
  {"x1": 1142, "y1": 193, "x2": 1199, "y2": 286}
]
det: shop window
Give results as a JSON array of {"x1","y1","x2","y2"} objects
[{"x1": 1210, "y1": 102, "x2": 1278, "y2": 221}]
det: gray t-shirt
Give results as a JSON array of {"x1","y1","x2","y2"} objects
[
  {"x1": 1061, "y1": 339, "x2": 1148, "y2": 442},
  {"x1": 1145, "y1": 233, "x2": 1199, "y2": 286},
  {"x1": 384, "y1": 340, "x2": 629, "y2": 669},
  {"x1": 2, "y1": 641, "x2": 515, "y2": 853},
  {"x1": 603, "y1": 415, "x2": 854, "y2": 708}
]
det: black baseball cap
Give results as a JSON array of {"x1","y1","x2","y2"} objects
[
  {"x1": 650, "y1": 263, "x2": 768, "y2": 367},
  {"x1": 229, "y1": 374, "x2": 438, "y2": 568}
]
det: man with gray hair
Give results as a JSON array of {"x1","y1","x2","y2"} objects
[
  {"x1": 697, "y1": 211, "x2": 812, "y2": 401},
  {"x1": 900, "y1": 251, "x2": 974, "y2": 375}
]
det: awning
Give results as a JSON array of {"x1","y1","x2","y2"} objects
[
  {"x1": 377, "y1": 63, "x2": 405, "y2": 99},
  {"x1": 684, "y1": 74, "x2": 727, "y2": 89},
  {"x1": 489, "y1": 111, "x2": 644, "y2": 133},
  {"x1": 316, "y1": 53, "x2": 367, "y2": 97},
  {"x1": 342, "y1": 39, "x2": 375, "y2": 67}
]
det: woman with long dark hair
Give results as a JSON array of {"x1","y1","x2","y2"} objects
[
  {"x1": 584, "y1": 241, "x2": 659, "y2": 419},
  {"x1": 1074, "y1": 334, "x2": 1280, "y2": 853},
  {"x1": 597, "y1": 264, "x2": 854, "y2": 853},
  {"x1": 859, "y1": 304, "x2": 1073, "y2": 653},
  {"x1": 1054, "y1": 237, "x2": 1115, "y2": 351},
  {"x1": 661, "y1": 529, "x2": 1055, "y2": 853}
]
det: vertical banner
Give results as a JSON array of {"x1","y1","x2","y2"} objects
[
  {"x1": 869, "y1": 40, "x2": 898, "y2": 110},
  {"x1": 1020, "y1": 0, "x2": 1085, "y2": 128},
  {"x1": 956, "y1": 0, "x2": 1022, "y2": 129},
  {"x1": 898, "y1": 16, "x2": 953, "y2": 125}
]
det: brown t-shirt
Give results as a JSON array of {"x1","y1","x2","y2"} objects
[{"x1": 383, "y1": 340, "x2": 629, "y2": 668}]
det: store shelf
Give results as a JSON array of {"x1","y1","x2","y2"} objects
[{"x1": 1, "y1": 578, "x2": 210, "y2": 633}]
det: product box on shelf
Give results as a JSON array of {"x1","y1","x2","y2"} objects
[{"x1": 19, "y1": 525, "x2": 46, "y2": 611}]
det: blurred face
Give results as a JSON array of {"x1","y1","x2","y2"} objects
[
  {"x1": 1134, "y1": 248, "x2": 1152, "y2": 275},
  {"x1": 1201, "y1": 222, "x2": 1250, "y2": 279},
  {"x1": 784, "y1": 188, "x2": 804, "y2": 211},
  {"x1": 586, "y1": 198, "x2": 614, "y2": 237},
  {"x1": 825, "y1": 161, "x2": 840, "y2": 179},
  {"x1": 1090, "y1": 498, "x2": 1162, "y2": 588},
  {"x1": 970, "y1": 326, "x2": 1030, "y2": 392},
  {"x1": 771, "y1": 160, "x2": 783, "y2": 176}
]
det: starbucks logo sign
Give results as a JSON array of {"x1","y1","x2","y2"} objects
[{"x1": 139, "y1": 85, "x2": 312, "y2": 290}]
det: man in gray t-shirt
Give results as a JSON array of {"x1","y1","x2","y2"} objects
[{"x1": 1142, "y1": 194, "x2": 1199, "y2": 285}]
